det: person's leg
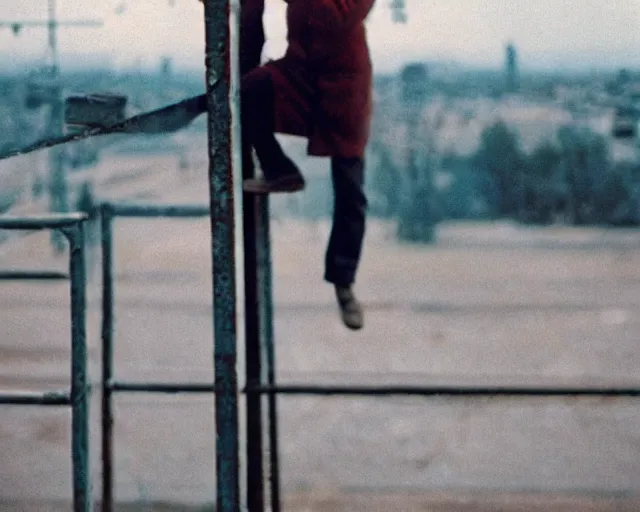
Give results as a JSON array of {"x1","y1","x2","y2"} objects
[
  {"x1": 325, "y1": 156, "x2": 367, "y2": 329},
  {"x1": 241, "y1": 68, "x2": 305, "y2": 193}
]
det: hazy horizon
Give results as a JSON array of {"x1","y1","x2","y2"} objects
[{"x1": 0, "y1": 1, "x2": 639, "y2": 74}]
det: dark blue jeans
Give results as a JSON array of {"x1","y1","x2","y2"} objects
[{"x1": 324, "y1": 156, "x2": 367, "y2": 287}]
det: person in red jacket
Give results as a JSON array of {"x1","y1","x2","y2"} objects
[
  {"x1": 198, "y1": 0, "x2": 375, "y2": 330},
  {"x1": 242, "y1": 0, "x2": 375, "y2": 331}
]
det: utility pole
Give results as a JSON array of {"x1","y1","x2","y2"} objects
[
  {"x1": 0, "y1": 1, "x2": 103, "y2": 253},
  {"x1": 397, "y1": 62, "x2": 436, "y2": 243}
]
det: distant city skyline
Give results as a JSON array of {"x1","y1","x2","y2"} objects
[{"x1": 0, "y1": 0, "x2": 639, "y2": 73}]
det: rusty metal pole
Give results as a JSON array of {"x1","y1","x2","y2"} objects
[
  {"x1": 203, "y1": 1, "x2": 241, "y2": 511},
  {"x1": 244, "y1": 158, "x2": 266, "y2": 512},
  {"x1": 239, "y1": 0, "x2": 267, "y2": 509},
  {"x1": 257, "y1": 207, "x2": 281, "y2": 512},
  {"x1": 100, "y1": 203, "x2": 115, "y2": 512},
  {"x1": 63, "y1": 220, "x2": 91, "y2": 512}
]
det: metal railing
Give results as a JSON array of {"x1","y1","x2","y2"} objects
[
  {"x1": 0, "y1": 212, "x2": 90, "y2": 512},
  {"x1": 98, "y1": 2, "x2": 268, "y2": 511},
  {"x1": 98, "y1": 199, "x2": 280, "y2": 512},
  {"x1": 99, "y1": 201, "x2": 208, "y2": 512},
  {"x1": 0, "y1": 1, "x2": 241, "y2": 510},
  {"x1": 99, "y1": 201, "x2": 259, "y2": 512},
  {"x1": 96, "y1": 195, "x2": 640, "y2": 512}
]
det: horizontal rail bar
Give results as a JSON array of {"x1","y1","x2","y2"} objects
[
  {"x1": 0, "y1": 390, "x2": 70, "y2": 405},
  {"x1": 108, "y1": 382, "x2": 640, "y2": 397},
  {"x1": 0, "y1": 20, "x2": 103, "y2": 28},
  {"x1": 110, "y1": 381, "x2": 215, "y2": 394},
  {"x1": 0, "y1": 270, "x2": 68, "y2": 281},
  {"x1": 245, "y1": 385, "x2": 640, "y2": 397},
  {"x1": 106, "y1": 202, "x2": 209, "y2": 218},
  {"x1": 0, "y1": 213, "x2": 87, "y2": 230}
]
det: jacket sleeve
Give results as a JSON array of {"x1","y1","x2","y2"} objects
[
  {"x1": 240, "y1": 0, "x2": 265, "y2": 75},
  {"x1": 313, "y1": 0, "x2": 376, "y2": 30}
]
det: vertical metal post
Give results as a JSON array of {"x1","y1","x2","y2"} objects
[
  {"x1": 64, "y1": 222, "x2": 91, "y2": 512},
  {"x1": 244, "y1": 186, "x2": 265, "y2": 512},
  {"x1": 48, "y1": 0, "x2": 68, "y2": 254},
  {"x1": 239, "y1": 0, "x2": 267, "y2": 507},
  {"x1": 47, "y1": 0, "x2": 60, "y2": 72},
  {"x1": 204, "y1": 1, "x2": 241, "y2": 511},
  {"x1": 100, "y1": 204, "x2": 115, "y2": 512},
  {"x1": 257, "y1": 198, "x2": 281, "y2": 512}
]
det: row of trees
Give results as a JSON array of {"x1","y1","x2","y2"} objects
[
  {"x1": 367, "y1": 121, "x2": 640, "y2": 239},
  {"x1": 472, "y1": 121, "x2": 639, "y2": 225}
]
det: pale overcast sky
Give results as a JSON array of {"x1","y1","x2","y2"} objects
[{"x1": 1, "y1": 1, "x2": 639, "y2": 73}]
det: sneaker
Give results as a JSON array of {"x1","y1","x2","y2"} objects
[
  {"x1": 243, "y1": 173, "x2": 305, "y2": 194},
  {"x1": 244, "y1": 153, "x2": 306, "y2": 194},
  {"x1": 335, "y1": 286, "x2": 364, "y2": 330}
]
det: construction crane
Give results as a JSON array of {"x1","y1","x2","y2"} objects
[
  {"x1": 0, "y1": 0, "x2": 103, "y2": 253},
  {"x1": 0, "y1": 0, "x2": 408, "y2": 166}
]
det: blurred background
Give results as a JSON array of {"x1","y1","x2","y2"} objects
[
  {"x1": 2, "y1": 0, "x2": 640, "y2": 237},
  {"x1": 1, "y1": 1, "x2": 640, "y2": 510}
]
